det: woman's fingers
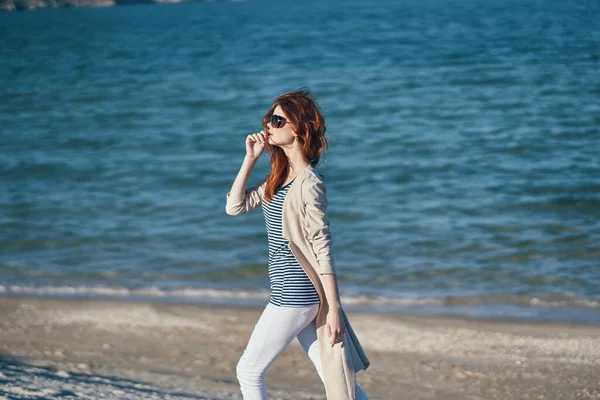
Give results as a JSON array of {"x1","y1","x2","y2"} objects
[
  {"x1": 329, "y1": 327, "x2": 345, "y2": 347},
  {"x1": 245, "y1": 130, "x2": 267, "y2": 159},
  {"x1": 248, "y1": 130, "x2": 266, "y2": 144},
  {"x1": 328, "y1": 324, "x2": 343, "y2": 347}
]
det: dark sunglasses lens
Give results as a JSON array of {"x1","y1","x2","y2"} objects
[{"x1": 271, "y1": 115, "x2": 285, "y2": 128}]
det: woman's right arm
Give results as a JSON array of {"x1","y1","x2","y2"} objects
[{"x1": 225, "y1": 130, "x2": 267, "y2": 216}]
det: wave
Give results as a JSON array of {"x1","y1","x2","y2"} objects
[{"x1": 1, "y1": 284, "x2": 599, "y2": 309}]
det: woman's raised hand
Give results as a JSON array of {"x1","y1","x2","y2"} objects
[{"x1": 246, "y1": 130, "x2": 267, "y2": 160}]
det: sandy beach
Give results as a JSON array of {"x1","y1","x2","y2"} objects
[{"x1": 0, "y1": 295, "x2": 599, "y2": 399}]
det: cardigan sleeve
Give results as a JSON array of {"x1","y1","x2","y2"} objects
[
  {"x1": 303, "y1": 178, "x2": 336, "y2": 275},
  {"x1": 225, "y1": 177, "x2": 266, "y2": 216}
]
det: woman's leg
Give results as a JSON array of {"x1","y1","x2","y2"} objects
[
  {"x1": 236, "y1": 302, "x2": 319, "y2": 400},
  {"x1": 297, "y1": 318, "x2": 370, "y2": 400}
]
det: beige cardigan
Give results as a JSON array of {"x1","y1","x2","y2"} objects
[{"x1": 226, "y1": 164, "x2": 370, "y2": 400}]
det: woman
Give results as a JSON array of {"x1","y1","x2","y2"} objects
[{"x1": 226, "y1": 89, "x2": 370, "y2": 400}]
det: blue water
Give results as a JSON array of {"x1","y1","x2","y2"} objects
[{"x1": 1, "y1": 0, "x2": 600, "y2": 323}]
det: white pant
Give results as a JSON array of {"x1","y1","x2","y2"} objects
[{"x1": 236, "y1": 302, "x2": 368, "y2": 400}]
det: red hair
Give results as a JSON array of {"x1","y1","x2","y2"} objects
[{"x1": 261, "y1": 88, "x2": 328, "y2": 203}]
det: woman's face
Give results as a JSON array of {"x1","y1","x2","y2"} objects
[{"x1": 267, "y1": 105, "x2": 297, "y2": 147}]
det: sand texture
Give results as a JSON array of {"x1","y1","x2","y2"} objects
[{"x1": 1, "y1": 296, "x2": 599, "y2": 399}]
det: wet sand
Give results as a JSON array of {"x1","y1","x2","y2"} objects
[{"x1": 1, "y1": 295, "x2": 599, "y2": 399}]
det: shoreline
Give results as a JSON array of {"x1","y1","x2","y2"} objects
[
  {"x1": 2, "y1": 290, "x2": 600, "y2": 327},
  {"x1": 1, "y1": 295, "x2": 600, "y2": 399}
]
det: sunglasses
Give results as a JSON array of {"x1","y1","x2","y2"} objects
[{"x1": 269, "y1": 114, "x2": 291, "y2": 129}]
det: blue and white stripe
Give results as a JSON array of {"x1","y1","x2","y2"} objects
[{"x1": 262, "y1": 179, "x2": 320, "y2": 307}]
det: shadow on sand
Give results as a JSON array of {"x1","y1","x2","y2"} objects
[{"x1": 0, "y1": 353, "x2": 213, "y2": 399}]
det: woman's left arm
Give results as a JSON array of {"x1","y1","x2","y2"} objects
[
  {"x1": 320, "y1": 273, "x2": 345, "y2": 346},
  {"x1": 304, "y1": 178, "x2": 345, "y2": 346}
]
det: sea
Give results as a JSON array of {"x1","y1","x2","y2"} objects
[{"x1": 1, "y1": 0, "x2": 599, "y2": 324}]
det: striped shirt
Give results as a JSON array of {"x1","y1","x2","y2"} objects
[{"x1": 262, "y1": 179, "x2": 320, "y2": 307}]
